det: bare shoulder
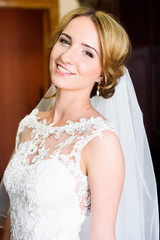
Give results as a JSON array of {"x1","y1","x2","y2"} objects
[
  {"x1": 83, "y1": 128, "x2": 121, "y2": 161},
  {"x1": 82, "y1": 106, "x2": 120, "y2": 167},
  {"x1": 82, "y1": 127, "x2": 124, "y2": 176},
  {"x1": 88, "y1": 107, "x2": 107, "y2": 121}
]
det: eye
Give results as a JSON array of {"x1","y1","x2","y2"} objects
[
  {"x1": 59, "y1": 37, "x2": 70, "y2": 46},
  {"x1": 84, "y1": 51, "x2": 93, "y2": 58}
]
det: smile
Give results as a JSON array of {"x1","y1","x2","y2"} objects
[{"x1": 57, "y1": 64, "x2": 72, "y2": 74}]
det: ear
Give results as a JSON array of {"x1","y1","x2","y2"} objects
[{"x1": 95, "y1": 74, "x2": 103, "y2": 83}]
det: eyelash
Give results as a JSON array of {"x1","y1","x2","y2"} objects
[
  {"x1": 59, "y1": 37, "x2": 70, "y2": 45},
  {"x1": 59, "y1": 37, "x2": 94, "y2": 58},
  {"x1": 84, "y1": 51, "x2": 93, "y2": 58}
]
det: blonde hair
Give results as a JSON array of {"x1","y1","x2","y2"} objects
[{"x1": 49, "y1": 7, "x2": 131, "y2": 98}]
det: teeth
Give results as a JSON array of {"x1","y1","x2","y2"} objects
[{"x1": 58, "y1": 65, "x2": 71, "y2": 74}]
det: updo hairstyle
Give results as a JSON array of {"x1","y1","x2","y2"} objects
[{"x1": 49, "y1": 7, "x2": 131, "y2": 98}]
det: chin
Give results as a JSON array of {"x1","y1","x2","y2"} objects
[{"x1": 51, "y1": 79, "x2": 69, "y2": 90}]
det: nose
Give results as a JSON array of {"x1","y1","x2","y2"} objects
[{"x1": 60, "y1": 47, "x2": 76, "y2": 65}]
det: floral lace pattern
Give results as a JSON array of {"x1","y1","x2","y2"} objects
[{"x1": 3, "y1": 109, "x2": 117, "y2": 240}]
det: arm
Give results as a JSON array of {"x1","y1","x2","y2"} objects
[{"x1": 82, "y1": 130, "x2": 125, "y2": 240}]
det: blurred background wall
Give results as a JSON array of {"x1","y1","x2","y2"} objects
[
  {"x1": 0, "y1": 0, "x2": 159, "y2": 210},
  {"x1": 59, "y1": 0, "x2": 79, "y2": 19}
]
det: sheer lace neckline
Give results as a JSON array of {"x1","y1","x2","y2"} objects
[{"x1": 34, "y1": 108, "x2": 105, "y2": 129}]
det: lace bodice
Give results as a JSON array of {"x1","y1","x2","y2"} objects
[{"x1": 3, "y1": 109, "x2": 117, "y2": 240}]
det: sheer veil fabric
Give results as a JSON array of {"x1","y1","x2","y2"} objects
[{"x1": 0, "y1": 68, "x2": 159, "y2": 239}]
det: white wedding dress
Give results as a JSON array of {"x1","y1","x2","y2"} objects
[{"x1": 3, "y1": 108, "x2": 117, "y2": 240}]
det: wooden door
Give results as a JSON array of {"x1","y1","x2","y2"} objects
[{"x1": 0, "y1": 8, "x2": 46, "y2": 178}]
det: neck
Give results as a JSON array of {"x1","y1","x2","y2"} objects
[{"x1": 49, "y1": 88, "x2": 92, "y2": 125}]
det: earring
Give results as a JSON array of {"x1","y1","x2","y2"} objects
[{"x1": 96, "y1": 83, "x2": 100, "y2": 96}]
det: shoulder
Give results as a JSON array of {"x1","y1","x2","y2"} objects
[
  {"x1": 19, "y1": 108, "x2": 38, "y2": 125},
  {"x1": 80, "y1": 113, "x2": 119, "y2": 160},
  {"x1": 17, "y1": 108, "x2": 40, "y2": 135},
  {"x1": 82, "y1": 117, "x2": 123, "y2": 172},
  {"x1": 89, "y1": 114, "x2": 119, "y2": 139},
  {"x1": 86, "y1": 106, "x2": 118, "y2": 136},
  {"x1": 84, "y1": 126, "x2": 124, "y2": 196},
  {"x1": 83, "y1": 127, "x2": 121, "y2": 163},
  {"x1": 19, "y1": 108, "x2": 51, "y2": 127}
]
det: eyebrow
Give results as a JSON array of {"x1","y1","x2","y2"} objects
[
  {"x1": 61, "y1": 33, "x2": 71, "y2": 40},
  {"x1": 60, "y1": 33, "x2": 99, "y2": 56},
  {"x1": 81, "y1": 43, "x2": 98, "y2": 55}
]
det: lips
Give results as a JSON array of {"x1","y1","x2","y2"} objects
[{"x1": 56, "y1": 64, "x2": 74, "y2": 75}]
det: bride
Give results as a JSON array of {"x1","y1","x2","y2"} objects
[{"x1": 0, "y1": 7, "x2": 159, "y2": 240}]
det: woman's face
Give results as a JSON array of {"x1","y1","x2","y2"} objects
[{"x1": 49, "y1": 16, "x2": 102, "y2": 93}]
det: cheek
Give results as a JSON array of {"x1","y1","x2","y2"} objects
[
  {"x1": 50, "y1": 49, "x2": 57, "y2": 62},
  {"x1": 50, "y1": 43, "x2": 61, "y2": 60},
  {"x1": 49, "y1": 47, "x2": 60, "y2": 71},
  {"x1": 81, "y1": 62, "x2": 102, "y2": 78}
]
